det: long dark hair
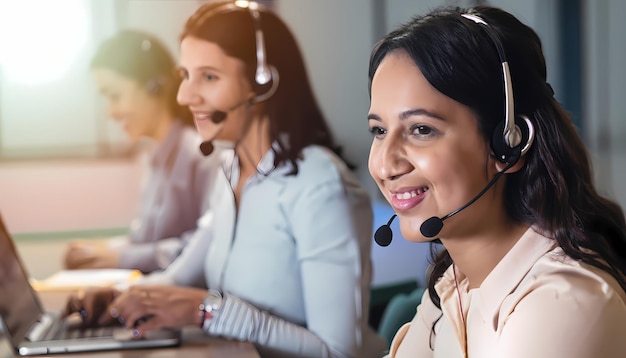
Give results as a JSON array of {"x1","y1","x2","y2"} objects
[
  {"x1": 368, "y1": 5, "x2": 626, "y2": 310},
  {"x1": 91, "y1": 29, "x2": 193, "y2": 127},
  {"x1": 181, "y1": 1, "x2": 350, "y2": 174}
]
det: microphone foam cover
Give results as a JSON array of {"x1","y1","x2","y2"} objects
[
  {"x1": 211, "y1": 111, "x2": 227, "y2": 124},
  {"x1": 199, "y1": 141, "x2": 214, "y2": 156},
  {"x1": 420, "y1": 217, "x2": 443, "y2": 238},
  {"x1": 374, "y1": 225, "x2": 393, "y2": 247}
]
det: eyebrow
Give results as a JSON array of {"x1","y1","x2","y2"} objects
[
  {"x1": 367, "y1": 108, "x2": 445, "y2": 122},
  {"x1": 176, "y1": 65, "x2": 221, "y2": 73}
]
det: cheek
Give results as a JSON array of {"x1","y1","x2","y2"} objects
[
  {"x1": 409, "y1": 144, "x2": 474, "y2": 206},
  {"x1": 430, "y1": 146, "x2": 486, "y2": 203},
  {"x1": 208, "y1": 80, "x2": 250, "y2": 110}
]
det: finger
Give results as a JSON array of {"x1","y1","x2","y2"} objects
[
  {"x1": 132, "y1": 315, "x2": 164, "y2": 339},
  {"x1": 63, "y1": 295, "x2": 82, "y2": 318},
  {"x1": 132, "y1": 314, "x2": 155, "y2": 329},
  {"x1": 99, "y1": 305, "x2": 123, "y2": 326},
  {"x1": 118, "y1": 302, "x2": 149, "y2": 329},
  {"x1": 81, "y1": 288, "x2": 115, "y2": 326},
  {"x1": 102, "y1": 290, "x2": 135, "y2": 326}
]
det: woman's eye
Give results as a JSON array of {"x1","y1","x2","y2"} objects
[
  {"x1": 368, "y1": 126, "x2": 386, "y2": 138},
  {"x1": 411, "y1": 124, "x2": 436, "y2": 137},
  {"x1": 102, "y1": 92, "x2": 119, "y2": 102},
  {"x1": 204, "y1": 73, "x2": 217, "y2": 81}
]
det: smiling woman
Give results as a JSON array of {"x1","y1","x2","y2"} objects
[{"x1": 368, "y1": 5, "x2": 626, "y2": 358}]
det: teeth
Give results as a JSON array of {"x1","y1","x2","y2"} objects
[{"x1": 393, "y1": 187, "x2": 428, "y2": 200}]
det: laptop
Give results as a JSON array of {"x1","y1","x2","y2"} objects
[{"x1": 0, "y1": 214, "x2": 181, "y2": 355}]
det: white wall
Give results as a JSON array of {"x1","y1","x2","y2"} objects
[
  {"x1": 584, "y1": 0, "x2": 626, "y2": 206},
  {"x1": 275, "y1": 0, "x2": 379, "y2": 195},
  {"x1": 0, "y1": 0, "x2": 124, "y2": 158},
  {"x1": 0, "y1": 158, "x2": 143, "y2": 234}
]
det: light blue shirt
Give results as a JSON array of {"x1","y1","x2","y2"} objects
[{"x1": 157, "y1": 144, "x2": 386, "y2": 358}]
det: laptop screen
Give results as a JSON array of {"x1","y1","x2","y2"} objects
[{"x1": 0, "y1": 215, "x2": 45, "y2": 347}]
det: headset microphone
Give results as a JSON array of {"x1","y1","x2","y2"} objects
[
  {"x1": 374, "y1": 214, "x2": 397, "y2": 247},
  {"x1": 199, "y1": 141, "x2": 215, "y2": 156},
  {"x1": 211, "y1": 111, "x2": 227, "y2": 124}
]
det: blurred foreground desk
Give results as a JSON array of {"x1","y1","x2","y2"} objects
[{"x1": 0, "y1": 291, "x2": 260, "y2": 358}]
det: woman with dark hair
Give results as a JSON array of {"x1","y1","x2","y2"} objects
[
  {"x1": 65, "y1": 2, "x2": 384, "y2": 357},
  {"x1": 64, "y1": 30, "x2": 221, "y2": 273},
  {"x1": 367, "y1": 5, "x2": 626, "y2": 358}
]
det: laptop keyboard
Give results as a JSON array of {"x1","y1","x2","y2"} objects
[{"x1": 59, "y1": 326, "x2": 115, "y2": 340}]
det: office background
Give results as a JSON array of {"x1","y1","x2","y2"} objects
[{"x1": 0, "y1": 0, "x2": 624, "y2": 287}]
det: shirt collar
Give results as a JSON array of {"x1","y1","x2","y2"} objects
[
  {"x1": 476, "y1": 226, "x2": 557, "y2": 328},
  {"x1": 436, "y1": 226, "x2": 558, "y2": 331}
]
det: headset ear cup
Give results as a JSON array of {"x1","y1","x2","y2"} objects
[
  {"x1": 491, "y1": 120, "x2": 522, "y2": 164},
  {"x1": 491, "y1": 116, "x2": 534, "y2": 164},
  {"x1": 517, "y1": 115, "x2": 535, "y2": 157}
]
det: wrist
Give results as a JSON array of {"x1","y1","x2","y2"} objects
[{"x1": 198, "y1": 289, "x2": 223, "y2": 329}]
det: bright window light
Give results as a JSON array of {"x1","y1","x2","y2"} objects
[{"x1": 0, "y1": 0, "x2": 89, "y2": 85}]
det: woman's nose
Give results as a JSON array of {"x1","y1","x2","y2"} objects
[
  {"x1": 177, "y1": 80, "x2": 201, "y2": 107},
  {"x1": 369, "y1": 136, "x2": 413, "y2": 182}
]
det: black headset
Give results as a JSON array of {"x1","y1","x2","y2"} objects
[{"x1": 461, "y1": 14, "x2": 534, "y2": 165}]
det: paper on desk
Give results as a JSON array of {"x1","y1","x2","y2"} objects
[{"x1": 30, "y1": 269, "x2": 143, "y2": 291}]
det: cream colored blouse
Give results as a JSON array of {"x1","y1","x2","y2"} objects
[{"x1": 387, "y1": 226, "x2": 626, "y2": 358}]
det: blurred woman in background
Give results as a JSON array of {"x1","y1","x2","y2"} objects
[{"x1": 64, "y1": 30, "x2": 221, "y2": 273}]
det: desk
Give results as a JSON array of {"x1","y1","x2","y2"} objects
[{"x1": 0, "y1": 291, "x2": 260, "y2": 358}]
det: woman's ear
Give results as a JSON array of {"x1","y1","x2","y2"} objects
[
  {"x1": 146, "y1": 76, "x2": 166, "y2": 95},
  {"x1": 495, "y1": 156, "x2": 526, "y2": 173}
]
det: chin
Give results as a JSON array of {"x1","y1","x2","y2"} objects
[{"x1": 400, "y1": 218, "x2": 433, "y2": 243}]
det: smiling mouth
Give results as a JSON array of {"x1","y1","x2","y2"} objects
[
  {"x1": 392, "y1": 186, "x2": 429, "y2": 199},
  {"x1": 390, "y1": 186, "x2": 429, "y2": 211},
  {"x1": 193, "y1": 113, "x2": 212, "y2": 122}
]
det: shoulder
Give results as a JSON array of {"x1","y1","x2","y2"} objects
[
  {"x1": 287, "y1": 146, "x2": 357, "y2": 189},
  {"x1": 505, "y1": 247, "x2": 626, "y2": 321},
  {"x1": 276, "y1": 145, "x2": 370, "y2": 211},
  {"x1": 297, "y1": 146, "x2": 346, "y2": 178},
  {"x1": 531, "y1": 247, "x2": 624, "y2": 299},
  {"x1": 493, "y1": 247, "x2": 626, "y2": 357}
]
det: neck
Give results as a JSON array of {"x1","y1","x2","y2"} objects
[
  {"x1": 235, "y1": 114, "x2": 271, "y2": 175},
  {"x1": 440, "y1": 219, "x2": 528, "y2": 290},
  {"x1": 151, "y1": 111, "x2": 175, "y2": 143}
]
